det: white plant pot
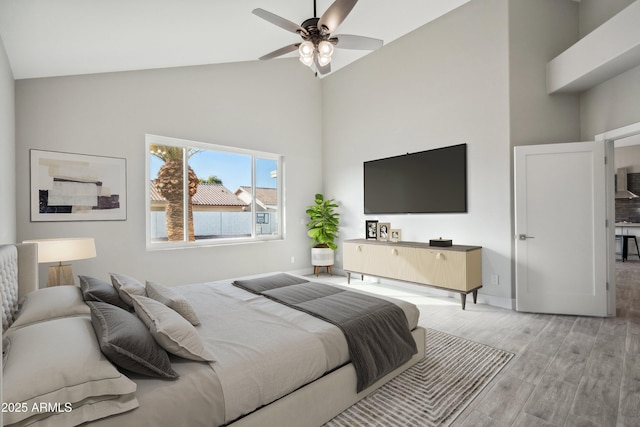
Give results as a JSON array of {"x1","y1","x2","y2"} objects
[{"x1": 311, "y1": 247, "x2": 335, "y2": 266}]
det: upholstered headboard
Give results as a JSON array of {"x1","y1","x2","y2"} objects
[{"x1": 1, "y1": 243, "x2": 38, "y2": 331}]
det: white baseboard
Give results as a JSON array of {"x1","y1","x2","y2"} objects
[
  {"x1": 477, "y1": 294, "x2": 515, "y2": 310},
  {"x1": 335, "y1": 271, "x2": 515, "y2": 311},
  {"x1": 287, "y1": 267, "x2": 316, "y2": 276}
]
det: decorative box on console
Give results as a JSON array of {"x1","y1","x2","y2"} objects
[{"x1": 429, "y1": 238, "x2": 452, "y2": 247}]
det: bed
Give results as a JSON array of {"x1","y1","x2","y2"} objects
[{"x1": 1, "y1": 243, "x2": 426, "y2": 427}]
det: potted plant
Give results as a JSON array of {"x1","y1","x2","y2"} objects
[{"x1": 306, "y1": 193, "x2": 340, "y2": 274}]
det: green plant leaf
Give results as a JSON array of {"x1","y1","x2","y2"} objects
[{"x1": 306, "y1": 193, "x2": 340, "y2": 248}]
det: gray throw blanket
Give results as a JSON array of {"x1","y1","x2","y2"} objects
[{"x1": 233, "y1": 273, "x2": 418, "y2": 392}]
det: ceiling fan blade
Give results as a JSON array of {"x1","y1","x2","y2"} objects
[
  {"x1": 258, "y1": 44, "x2": 300, "y2": 61},
  {"x1": 317, "y1": 0, "x2": 358, "y2": 34},
  {"x1": 333, "y1": 34, "x2": 383, "y2": 51},
  {"x1": 314, "y1": 55, "x2": 332, "y2": 75},
  {"x1": 252, "y1": 8, "x2": 308, "y2": 35}
]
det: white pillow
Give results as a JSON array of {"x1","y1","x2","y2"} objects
[
  {"x1": 17, "y1": 393, "x2": 139, "y2": 426},
  {"x1": 10, "y1": 285, "x2": 90, "y2": 330},
  {"x1": 2, "y1": 317, "x2": 139, "y2": 426},
  {"x1": 110, "y1": 273, "x2": 146, "y2": 306},
  {"x1": 131, "y1": 295, "x2": 214, "y2": 362},
  {"x1": 146, "y1": 281, "x2": 200, "y2": 326}
]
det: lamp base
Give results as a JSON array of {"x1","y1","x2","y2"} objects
[{"x1": 47, "y1": 264, "x2": 74, "y2": 287}]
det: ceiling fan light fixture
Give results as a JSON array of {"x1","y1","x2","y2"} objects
[
  {"x1": 318, "y1": 40, "x2": 334, "y2": 57},
  {"x1": 299, "y1": 41, "x2": 314, "y2": 57},
  {"x1": 299, "y1": 41, "x2": 315, "y2": 67},
  {"x1": 299, "y1": 55, "x2": 314, "y2": 67},
  {"x1": 317, "y1": 54, "x2": 331, "y2": 67},
  {"x1": 254, "y1": 0, "x2": 382, "y2": 75}
]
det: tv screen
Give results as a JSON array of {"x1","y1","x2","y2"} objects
[{"x1": 364, "y1": 144, "x2": 467, "y2": 214}]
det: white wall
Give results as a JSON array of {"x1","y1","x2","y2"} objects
[
  {"x1": 0, "y1": 36, "x2": 15, "y2": 244},
  {"x1": 578, "y1": 0, "x2": 636, "y2": 37},
  {"x1": 615, "y1": 145, "x2": 640, "y2": 171},
  {"x1": 322, "y1": 0, "x2": 513, "y2": 304},
  {"x1": 580, "y1": 64, "x2": 640, "y2": 140},
  {"x1": 578, "y1": 0, "x2": 640, "y2": 140},
  {"x1": 509, "y1": 0, "x2": 581, "y2": 147},
  {"x1": 15, "y1": 59, "x2": 323, "y2": 286}
]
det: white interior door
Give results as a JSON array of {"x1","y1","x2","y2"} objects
[{"x1": 514, "y1": 141, "x2": 608, "y2": 316}]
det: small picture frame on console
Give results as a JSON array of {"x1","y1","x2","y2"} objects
[
  {"x1": 377, "y1": 222, "x2": 391, "y2": 241},
  {"x1": 390, "y1": 229, "x2": 401, "y2": 242},
  {"x1": 365, "y1": 220, "x2": 379, "y2": 239}
]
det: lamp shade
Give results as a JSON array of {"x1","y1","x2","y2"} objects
[{"x1": 23, "y1": 238, "x2": 96, "y2": 263}]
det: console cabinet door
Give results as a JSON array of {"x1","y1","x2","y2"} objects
[
  {"x1": 343, "y1": 242, "x2": 364, "y2": 272},
  {"x1": 402, "y1": 249, "x2": 468, "y2": 291},
  {"x1": 343, "y1": 242, "x2": 398, "y2": 278}
]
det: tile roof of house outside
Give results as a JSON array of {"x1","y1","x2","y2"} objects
[
  {"x1": 150, "y1": 182, "x2": 247, "y2": 206},
  {"x1": 238, "y1": 186, "x2": 278, "y2": 206}
]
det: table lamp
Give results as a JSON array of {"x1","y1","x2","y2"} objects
[{"x1": 23, "y1": 237, "x2": 96, "y2": 287}]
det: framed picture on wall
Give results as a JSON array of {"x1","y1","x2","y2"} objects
[
  {"x1": 377, "y1": 222, "x2": 391, "y2": 241},
  {"x1": 30, "y1": 149, "x2": 127, "y2": 222},
  {"x1": 390, "y1": 229, "x2": 402, "y2": 242},
  {"x1": 365, "y1": 220, "x2": 378, "y2": 239}
]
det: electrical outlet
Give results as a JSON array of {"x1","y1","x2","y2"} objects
[
  {"x1": 290, "y1": 256, "x2": 295, "y2": 264},
  {"x1": 491, "y1": 274, "x2": 499, "y2": 286}
]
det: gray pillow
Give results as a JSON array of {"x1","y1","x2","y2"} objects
[
  {"x1": 87, "y1": 301, "x2": 178, "y2": 379},
  {"x1": 79, "y1": 275, "x2": 129, "y2": 310}
]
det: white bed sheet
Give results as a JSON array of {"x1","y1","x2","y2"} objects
[
  {"x1": 92, "y1": 273, "x2": 420, "y2": 427},
  {"x1": 180, "y1": 281, "x2": 332, "y2": 422}
]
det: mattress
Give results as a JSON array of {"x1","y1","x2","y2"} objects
[{"x1": 89, "y1": 273, "x2": 419, "y2": 427}]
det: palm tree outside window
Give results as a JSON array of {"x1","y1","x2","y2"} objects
[
  {"x1": 146, "y1": 134, "x2": 282, "y2": 248},
  {"x1": 150, "y1": 144, "x2": 200, "y2": 242}
]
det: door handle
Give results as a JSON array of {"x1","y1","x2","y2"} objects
[{"x1": 518, "y1": 234, "x2": 535, "y2": 240}]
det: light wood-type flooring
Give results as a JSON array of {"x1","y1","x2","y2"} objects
[{"x1": 313, "y1": 260, "x2": 640, "y2": 427}]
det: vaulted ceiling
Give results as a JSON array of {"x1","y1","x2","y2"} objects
[{"x1": 0, "y1": 0, "x2": 469, "y2": 79}]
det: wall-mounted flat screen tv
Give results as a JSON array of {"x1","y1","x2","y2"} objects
[{"x1": 364, "y1": 143, "x2": 467, "y2": 214}]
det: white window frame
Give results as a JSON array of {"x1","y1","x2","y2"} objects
[{"x1": 145, "y1": 134, "x2": 283, "y2": 250}]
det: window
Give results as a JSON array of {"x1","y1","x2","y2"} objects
[{"x1": 146, "y1": 134, "x2": 282, "y2": 248}]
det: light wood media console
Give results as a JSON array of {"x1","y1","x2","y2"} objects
[{"x1": 343, "y1": 239, "x2": 482, "y2": 309}]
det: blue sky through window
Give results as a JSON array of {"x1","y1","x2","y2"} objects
[{"x1": 150, "y1": 150, "x2": 277, "y2": 192}]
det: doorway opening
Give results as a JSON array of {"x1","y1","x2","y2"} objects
[{"x1": 596, "y1": 122, "x2": 640, "y2": 316}]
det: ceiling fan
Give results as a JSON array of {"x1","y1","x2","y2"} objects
[{"x1": 252, "y1": 0, "x2": 383, "y2": 75}]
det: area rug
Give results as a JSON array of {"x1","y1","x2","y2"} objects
[{"x1": 325, "y1": 329, "x2": 513, "y2": 427}]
